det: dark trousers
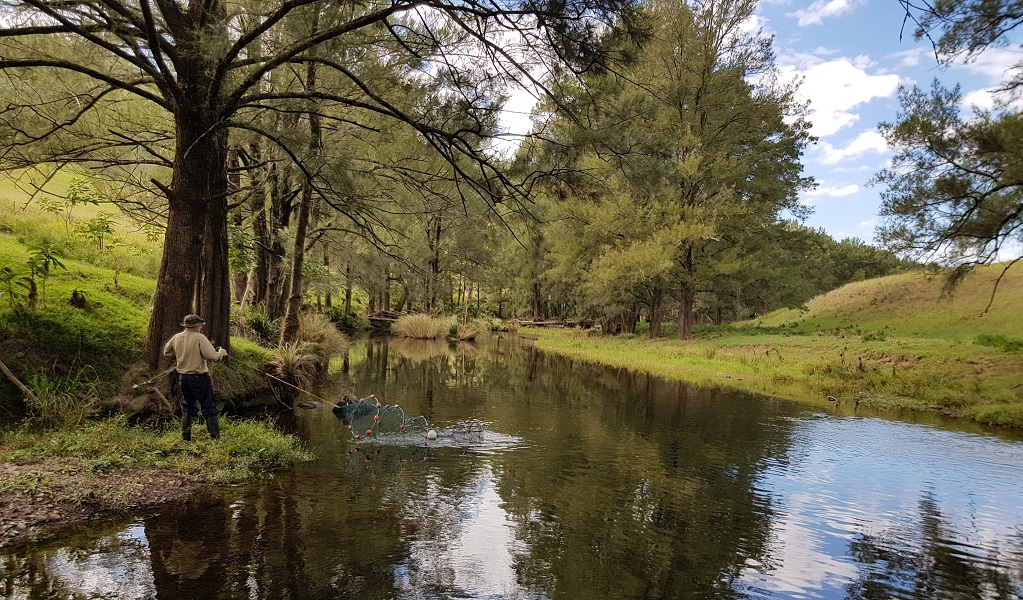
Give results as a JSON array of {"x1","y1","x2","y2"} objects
[{"x1": 178, "y1": 372, "x2": 218, "y2": 418}]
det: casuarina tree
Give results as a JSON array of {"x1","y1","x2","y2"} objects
[{"x1": 0, "y1": 0, "x2": 641, "y2": 367}]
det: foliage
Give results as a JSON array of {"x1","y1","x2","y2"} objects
[
  {"x1": 975, "y1": 334, "x2": 1023, "y2": 353},
  {"x1": 529, "y1": 0, "x2": 814, "y2": 337},
  {"x1": 0, "y1": 265, "x2": 29, "y2": 309},
  {"x1": 0, "y1": 0, "x2": 645, "y2": 369},
  {"x1": 23, "y1": 368, "x2": 97, "y2": 430},
  {"x1": 240, "y1": 308, "x2": 282, "y2": 346},
  {"x1": 324, "y1": 306, "x2": 362, "y2": 335},
  {"x1": 269, "y1": 342, "x2": 319, "y2": 391},
  {"x1": 26, "y1": 242, "x2": 67, "y2": 309},
  {"x1": 74, "y1": 210, "x2": 117, "y2": 251},
  {"x1": 873, "y1": 82, "x2": 1023, "y2": 281},
  {"x1": 881, "y1": 0, "x2": 1023, "y2": 281},
  {"x1": 36, "y1": 177, "x2": 102, "y2": 239},
  {"x1": 392, "y1": 314, "x2": 453, "y2": 339}
]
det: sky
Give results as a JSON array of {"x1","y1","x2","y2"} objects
[
  {"x1": 497, "y1": 0, "x2": 1021, "y2": 248},
  {"x1": 753, "y1": 0, "x2": 1018, "y2": 244}
]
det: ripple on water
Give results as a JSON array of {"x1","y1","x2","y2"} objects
[{"x1": 738, "y1": 415, "x2": 1023, "y2": 599}]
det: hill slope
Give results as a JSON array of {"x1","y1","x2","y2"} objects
[{"x1": 753, "y1": 264, "x2": 1023, "y2": 340}]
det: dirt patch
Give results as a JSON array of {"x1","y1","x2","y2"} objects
[{"x1": 0, "y1": 459, "x2": 200, "y2": 549}]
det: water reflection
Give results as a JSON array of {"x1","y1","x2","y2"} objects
[
  {"x1": 2, "y1": 334, "x2": 1023, "y2": 599},
  {"x1": 394, "y1": 465, "x2": 525, "y2": 598},
  {"x1": 741, "y1": 417, "x2": 1023, "y2": 599}
]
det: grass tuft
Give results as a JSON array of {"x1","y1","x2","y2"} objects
[
  {"x1": 975, "y1": 333, "x2": 1023, "y2": 353},
  {"x1": 392, "y1": 313, "x2": 452, "y2": 339}
]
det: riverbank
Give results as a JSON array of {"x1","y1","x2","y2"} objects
[
  {"x1": 0, "y1": 416, "x2": 313, "y2": 549},
  {"x1": 524, "y1": 327, "x2": 1023, "y2": 430}
]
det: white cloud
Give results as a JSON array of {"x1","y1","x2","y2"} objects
[
  {"x1": 789, "y1": 0, "x2": 861, "y2": 26},
  {"x1": 888, "y1": 48, "x2": 925, "y2": 68},
  {"x1": 859, "y1": 218, "x2": 877, "y2": 229},
  {"x1": 493, "y1": 85, "x2": 542, "y2": 157},
  {"x1": 741, "y1": 14, "x2": 772, "y2": 36},
  {"x1": 961, "y1": 87, "x2": 999, "y2": 113},
  {"x1": 950, "y1": 47, "x2": 1022, "y2": 84},
  {"x1": 804, "y1": 183, "x2": 860, "y2": 198},
  {"x1": 780, "y1": 58, "x2": 901, "y2": 136},
  {"x1": 817, "y1": 130, "x2": 888, "y2": 164}
]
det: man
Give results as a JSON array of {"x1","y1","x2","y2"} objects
[{"x1": 164, "y1": 314, "x2": 229, "y2": 440}]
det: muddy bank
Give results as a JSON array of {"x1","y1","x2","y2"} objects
[{"x1": 0, "y1": 459, "x2": 201, "y2": 549}]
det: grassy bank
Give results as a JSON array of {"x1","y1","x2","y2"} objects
[
  {"x1": 526, "y1": 265, "x2": 1023, "y2": 429},
  {"x1": 1, "y1": 415, "x2": 313, "y2": 487},
  {"x1": 0, "y1": 185, "x2": 320, "y2": 546},
  {"x1": 0, "y1": 415, "x2": 314, "y2": 547}
]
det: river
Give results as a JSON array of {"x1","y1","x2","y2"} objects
[{"x1": 2, "y1": 334, "x2": 1023, "y2": 599}]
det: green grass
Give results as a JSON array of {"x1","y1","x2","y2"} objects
[
  {"x1": 0, "y1": 235, "x2": 154, "y2": 382},
  {"x1": 527, "y1": 264, "x2": 1023, "y2": 430},
  {"x1": 749, "y1": 267, "x2": 1023, "y2": 340},
  {"x1": 0, "y1": 415, "x2": 314, "y2": 492}
]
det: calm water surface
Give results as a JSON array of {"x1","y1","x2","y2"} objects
[{"x1": 3, "y1": 334, "x2": 1023, "y2": 599}]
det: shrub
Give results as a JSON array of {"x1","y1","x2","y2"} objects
[
  {"x1": 392, "y1": 314, "x2": 451, "y2": 339},
  {"x1": 25, "y1": 368, "x2": 97, "y2": 430},
  {"x1": 975, "y1": 333, "x2": 1023, "y2": 353},
  {"x1": 324, "y1": 306, "x2": 361, "y2": 334},
  {"x1": 298, "y1": 312, "x2": 349, "y2": 369},
  {"x1": 450, "y1": 320, "x2": 480, "y2": 341},
  {"x1": 242, "y1": 308, "x2": 281, "y2": 346},
  {"x1": 269, "y1": 342, "x2": 319, "y2": 391}
]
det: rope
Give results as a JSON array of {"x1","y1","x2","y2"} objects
[
  {"x1": 226, "y1": 354, "x2": 337, "y2": 406},
  {"x1": 132, "y1": 366, "x2": 176, "y2": 390}
]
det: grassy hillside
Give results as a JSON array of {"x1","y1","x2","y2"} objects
[
  {"x1": 0, "y1": 218, "x2": 274, "y2": 422},
  {"x1": 528, "y1": 264, "x2": 1023, "y2": 431},
  {"x1": 752, "y1": 265, "x2": 1023, "y2": 340}
]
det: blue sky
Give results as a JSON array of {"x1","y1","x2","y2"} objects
[
  {"x1": 757, "y1": 0, "x2": 1019, "y2": 244},
  {"x1": 497, "y1": 0, "x2": 1019, "y2": 248}
]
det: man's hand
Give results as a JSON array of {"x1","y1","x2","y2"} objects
[{"x1": 217, "y1": 346, "x2": 229, "y2": 358}]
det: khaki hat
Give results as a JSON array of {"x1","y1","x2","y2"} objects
[{"x1": 181, "y1": 314, "x2": 206, "y2": 327}]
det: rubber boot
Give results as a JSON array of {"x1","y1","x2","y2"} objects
[
  {"x1": 206, "y1": 414, "x2": 221, "y2": 440},
  {"x1": 181, "y1": 414, "x2": 194, "y2": 441}
]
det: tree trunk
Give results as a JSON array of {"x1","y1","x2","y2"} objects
[
  {"x1": 280, "y1": 179, "x2": 312, "y2": 344},
  {"x1": 198, "y1": 145, "x2": 232, "y2": 351},
  {"x1": 428, "y1": 215, "x2": 441, "y2": 312},
  {"x1": 251, "y1": 154, "x2": 270, "y2": 308},
  {"x1": 677, "y1": 245, "x2": 695, "y2": 340},
  {"x1": 323, "y1": 247, "x2": 332, "y2": 309},
  {"x1": 280, "y1": 56, "x2": 321, "y2": 345},
  {"x1": 144, "y1": 118, "x2": 228, "y2": 367},
  {"x1": 394, "y1": 285, "x2": 409, "y2": 313},
  {"x1": 678, "y1": 282, "x2": 694, "y2": 339},
  {"x1": 0, "y1": 356, "x2": 39, "y2": 405},
  {"x1": 650, "y1": 296, "x2": 662, "y2": 338},
  {"x1": 344, "y1": 263, "x2": 352, "y2": 315}
]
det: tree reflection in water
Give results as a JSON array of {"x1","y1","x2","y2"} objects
[{"x1": 2, "y1": 333, "x2": 1023, "y2": 599}]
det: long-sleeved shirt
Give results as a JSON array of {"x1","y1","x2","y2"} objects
[{"x1": 163, "y1": 330, "x2": 222, "y2": 374}]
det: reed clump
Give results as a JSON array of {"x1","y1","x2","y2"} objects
[{"x1": 392, "y1": 313, "x2": 452, "y2": 339}]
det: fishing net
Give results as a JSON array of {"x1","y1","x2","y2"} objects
[{"x1": 332, "y1": 394, "x2": 430, "y2": 440}]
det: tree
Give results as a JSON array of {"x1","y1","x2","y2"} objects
[
  {"x1": 883, "y1": 0, "x2": 1023, "y2": 287},
  {"x1": 1, "y1": 0, "x2": 640, "y2": 367},
  {"x1": 873, "y1": 82, "x2": 1023, "y2": 289},
  {"x1": 531, "y1": 0, "x2": 813, "y2": 338}
]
